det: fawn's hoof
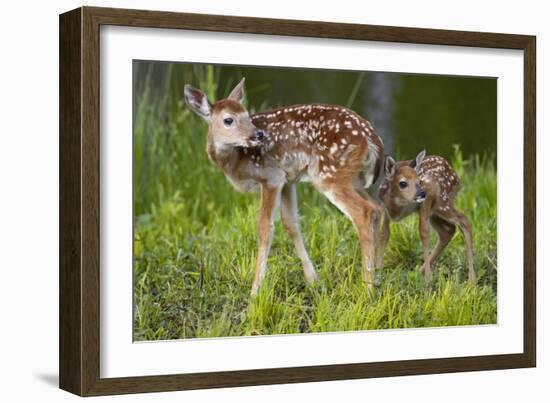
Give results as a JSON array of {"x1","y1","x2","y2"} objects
[
  {"x1": 423, "y1": 275, "x2": 434, "y2": 291},
  {"x1": 362, "y1": 268, "x2": 376, "y2": 285},
  {"x1": 304, "y1": 270, "x2": 318, "y2": 285},
  {"x1": 373, "y1": 275, "x2": 382, "y2": 287},
  {"x1": 365, "y1": 282, "x2": 376, "y2": 297}
]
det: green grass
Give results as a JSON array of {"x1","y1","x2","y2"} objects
[{"x1": 133, "y1": 65, "x2": 497, "y2": 341}]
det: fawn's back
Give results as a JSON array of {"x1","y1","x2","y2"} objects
[{"x1": 247, "y1": 103, "x2": 384, "y2": 188}]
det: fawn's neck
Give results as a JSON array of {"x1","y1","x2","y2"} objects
[{"x1": 207, "y1": 138, "x2": 239, "y2": 170}]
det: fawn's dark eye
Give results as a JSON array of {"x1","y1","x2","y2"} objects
[
  {"x1": 399, "y1": 181, "x2": 408, "y2": 189},
  {"x1": 223, "y1": 117, "x2": 234, "y2": 126}
]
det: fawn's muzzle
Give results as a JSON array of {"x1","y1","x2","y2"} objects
[
  {"x1": 253, "y1": 128, "x2": 265, "y2": 141},
  {"x1": 415, "y1": 185, "x2": 427, "y2": 203}
]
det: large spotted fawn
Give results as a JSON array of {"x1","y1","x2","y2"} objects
[
  {"x1": 184, "y1": 78, "x2": 384, "y2": 296},
  {"x1": 377, "y1": 150, "x2": 475, "y2": 283}
]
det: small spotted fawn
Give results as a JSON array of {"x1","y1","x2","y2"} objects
[
  {"x1": 184, "y1": 78, "x2": 384, "y2": 296},
  {"x1": 377, "y1": 150, "x2": 476, "y2": 283}
]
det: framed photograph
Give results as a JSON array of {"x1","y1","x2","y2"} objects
[{"x1": 59, "y1": 6, "x2": 536, "y2": 396}]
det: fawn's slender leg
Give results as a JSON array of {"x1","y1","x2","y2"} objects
[
  {"x1": 353, "y1": 175, "x2": 383, "y2": 269},
  {"x1": 428, "y1": 215, "x2": 456, "y2": 265},
  {"x1": 280, "y1": 183, "x2": 318, "y2": 284},
  {"x1": 418, "y1": 199, "x2": 432, "y2": 281},
  {"x1": 251, "y1": 184, "x2": 281, "y2": 296},
  {"x1": 436, "y1": 207, "x2": 476, "y2": 283},
  {"x1": 320, "y1": 180, "x2": 381, "y2": 289},
  {"x1": 449, "y1": 208, "x2": 476, "y2": 283},
  {"x1": 375, "y1": 211, "x2": 391, "y2": 268}
]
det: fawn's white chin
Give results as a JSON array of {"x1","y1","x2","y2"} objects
[
  {"x1": 415, "y1": 197, "x2": 426, "y2": 203},
  {"x1": 244, "y1": 139, "x2": 266, "y2": 148},
  {"x1": 219, "y1": 140, "x2": 259, "y2": 149}
]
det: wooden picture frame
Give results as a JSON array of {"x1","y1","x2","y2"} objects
[{"x1": 59, "y1": 6, "x2": 536, "y2": 396}]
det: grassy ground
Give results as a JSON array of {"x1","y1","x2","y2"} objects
[{"x1": 133, "y1": 65, "x2": 497, "y2": 341}]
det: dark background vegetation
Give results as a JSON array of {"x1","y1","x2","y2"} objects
[{"x1": 134, "y1": 62, "x2": 496, "y2": 160}]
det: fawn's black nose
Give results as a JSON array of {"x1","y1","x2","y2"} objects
[
  {"x1": 419, "y1": 190, "x2": 427, "y2": 198},
  {"x1": 254, "y1": 128, "x2": 265, "y2": 141}
]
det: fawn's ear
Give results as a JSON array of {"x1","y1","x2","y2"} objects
[
  {"x1": 228, "y1": 78, "x2": 246, "y2": 104},
  {"x1": 385, "y1": 155, "x2": 396, "y2": 177},
  {"x1": 410, "y1": 149, "x2": 426, "y2": 172},
  {"x1": 184, "y1": 84, "x2": 212, "y2": 122}
]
